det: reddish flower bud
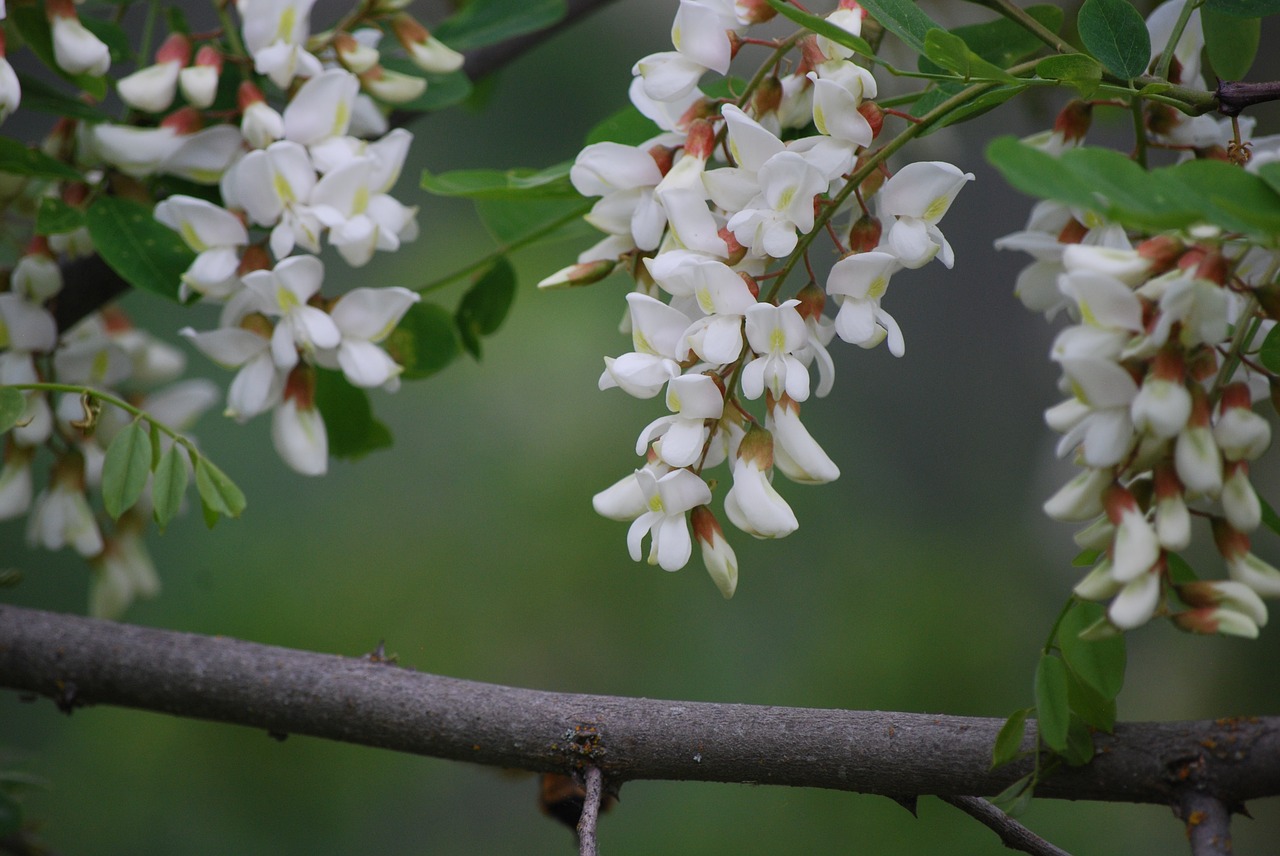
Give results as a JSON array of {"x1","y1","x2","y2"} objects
[
  {"x1": 1053, "y1": 99, "x2": 1093, "y2": 145},
  {"x1": 858, "y1": 101, "x2": 884, "y2": 139}
]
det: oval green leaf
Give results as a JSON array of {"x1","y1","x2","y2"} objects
[
  {"x1": 1036, "y1": 53, "x2": 1104, "y2": 98},
  {"x1": 856, "y1": 0, "x2": 941, "y2": 55},
  {"x1": 991, "y1": 707, "x2": 1030, "y2": 769},
  {"x1": 86, "y1": 196, "x2": 194, "y2": 302},
  {"x1": 195, "y1": 457, "x2": 246, "y2": 519},
  {"x1": 433, "y1": 0, "x2": 567, "y2": 51},
  {"x1": 151, "y1": 444, "x2": 189, "y2": 530},
  {"x1": 1078, "y1": 0, "x2": 1152, "y2": 81},
  {"x1": 1204, "y1": 0, "x2": 1280, "y2": 16},
  {"x1": 422, "y1": 163, "x2": 576, "y2": 199},
  {"x1": 102, "y1": 421, "x2": 153, "y2": 519},
  {"x1": 456, "y1": 256, "x2": 517, "y2": 359},
  {"x1": 0, "y1": 388, "x2": 25, "y2": 433},
  {"x1": 1202, "y1": 9, "x2": 1260, "y2": 81},
  {"x1": 1034, "y1": 653, "x2": 1071, "y2": 752},
  {"x1": 0, "y1": 137, "x2": 82, "y2": 181},
  {"x1": 385, "y1": 301, "x2": 461, "y2": 380},
  {"x1": 1057, "y1": 600, "x2": 1126, "y2": 699},
  {"x1": 314, "y1": 368, "x2": 394, "y2": 460}
]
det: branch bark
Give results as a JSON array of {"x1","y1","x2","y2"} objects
[{"x1": 3, "y1": 605, "x2": 1279, "y2": 812}]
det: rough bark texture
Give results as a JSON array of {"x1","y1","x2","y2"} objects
[{"x1": 3, "y1": 605, "x2": 1279, "y2": 808}]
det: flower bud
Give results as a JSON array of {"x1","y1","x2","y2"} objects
[
  {"x1": 272, "y1": 366, "x2": 328, "y2": 476},
  {"x1": 1214, "y1": 517, "x2": 1280, "y2": 597},
  {"x1": 1130, "y1": 350, "x2": 1190, "y2": 439},
  {"x1": 1177, "y1": 579, "x2": 1268, "y2": 628},
  {"x1": 1104, "y1": 485, "x2": 1160, "y2": 583},
  {"x1": 1222, "y1": 460, "x2": 1262, "y2": 533},
  {"x1": 1153, "y1": 464, "x2": 1191, "y2": 550},
  {"x1": 1053, "y1": 99, "x2": 1092, "y2": 146},
  {"x1": 392, "y1": 14, "x2": 465, "y2": 74},
  {"x1": 1173, "y1": 606, "x2": 1260, "y2": 638},
  {"x1": 1074, "y1": 557, "x2": 1122, "y2": 601},
  {"x1": 359, "y1": 65, "x2": 427, "y2": 104},
  {"x1": 1043, "y1": 467, "x2": 1109, "y2": 522},
  {"x1": 47, "y1": 0, "x2": 111, "y2": 77},
  {"x1": 858, "y1": 101, "x2": 883, "y2": 139},
  {"x1": 179, "y1": 45, "x2": 222, "y2": 109},
  {"x1": 847, "y1": 213, "x2": 881, "y2": 253},
  {"x1": 538, "y1": 259, "x2": 618, "y2": 290},
  {"x1": 1214, "y1": 383, "x2": 1271, "y2": 461},
  {"x1": 724, "y1": 425, "x2": 799, "y2": 539},
  {"x1": 1107, "y1": 564, "x2": 1162, "y2": 630},
  {"x1": 1175, "y1": 389, "x2": 1222, "y2": 495},
  {"x1": 334, "y1": 31, "x2": 381, "y2": 74},
  {"x1": 692, "y1": 505, "x2": 738, "y2": 598}
]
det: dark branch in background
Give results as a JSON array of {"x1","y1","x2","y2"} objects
[
  {"x1": 4, "y1": 605, "x2": 1280, "y2": 815},
  {"x1": 939, "y1": 796, "x2": 1072, "y2": 856},
  {"x1": 576, "y1": 767, "x2": 603, "y2": 856},
  {"x1": 49, "y1": 0, "x2": 621, "y2": 334}
]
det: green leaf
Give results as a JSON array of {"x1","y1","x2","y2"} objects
[
  {"x1": 456, "y1": 256, "x2": 517, "y2": 359},
  {"x1": 985, "y1": 136, "x2": 1099, "y2": 211},
  {"x1": 384, "y1": 301, "x2": 461, "y2": 380},
  {"x1": 433, "y1": 0, "x2": 567, "y2": 51},
  {"x1": 586, "y1": 104, "x2": 660, "y2": 147},
  {"x1": 1259, "y1": 494, "x2": 1280, "y2": 538},
  {"x1": 151, "y1": 444, "x2": 189, "y2": 531},
  {"x1": 909, "y1": 81, "x2": 1025, "y2": 131},
  {"x1": 0, "y1": 388, "x2": 25, "y2": 434},
  {"x1": 378, "y1": 62, "x2": 472, "y2": 112},
  {"x1": 1160, "y1": 159, "x2": 1280, "y2": 240},
  {"x1": 1065, "y1": 666, "x2": 1117, "y2": 732},
  {"x1": 1204, "y1": 0, "x2": 1280, "y2": 16},
  {"x1": 1068, "y1": 147, "x2": 1192, "y2": 230},
  {"x1": 1202, "y1": 9, "x2": 1260, "y2": 80},
  {"x1": 85, "y1": 196, "x2": 193, "y2": 302},
  {"x1": 80, "y1": 16, "x2": 133, "y2": 64},
  {"x1": 920, "y1": 6, "x2": 1063, "y2": 77},
  {"x1": 0, "y1": 137, "x2": 82, "y2": 181},
  {"x1": 194, "y1": 457, "x2": 246, "y2": 521},
  {"x1": 15, "y1": 73, "x2": 109, "y2": 121},
  {"x1": 1036, "y1": 53, "x2": 1104, "y2": 98},
  {"x1": 35, "y1": 197, "x2": 85, "y2": 236},
  {"x1": 1072, "y1": 548, "x2": 1102, "y2": 567},
  {"x1": 422, "y1": 162, "x2": 576, "y2": 199},
  {"x1": 1062, "y1": 717, "x2": 1097, "y2": 766},
  {"x1": 314, "y1": 369, "x2": 394, "y2": 460},
  {"x1": 988, "y1": 773, "x2": 1035, "y2": 817},
  {"x1": 1078, "y1": 0, "x2": 1152, "y2": 80},
  {"x1": 474, "y1": 196, "x2": 593, "y2": 246},
  {"x1": 0, "y1": 790, "x2": 22, "y2": 838},
  {"x1": 1034, "y1": 654, "x2": 1071, "y2": 752},
  {"x1": 922, "y1": 29, "x2": 1017, "y2": 82},
  {"x1": 1166, "y1": 551, "x2": 1200, "y2": 584},
  {"x1": 1057, "y1": 600, "x2": 1126, "y2": 699},
  {"x1": 991, "y1": 708, "x2": 1031, "y2": 769},
  {"x1": 764, "y1": 0, "x2": 875, "y2": 59},
  {"x1": 856, "y1": 0, "x2": 941, "y2": 55},
  {"x1": 101, "y1": 421, "x2": 153, "y2": 519}
]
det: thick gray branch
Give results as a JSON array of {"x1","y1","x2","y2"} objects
[
  {"x1": 3, "y1": 605, "x2": 1280, "y2": 809},
  {"x1": 1178, "y1": 790, "x2": 1235, "y2": 856}
]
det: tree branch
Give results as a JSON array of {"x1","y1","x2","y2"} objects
[
  {"x1": 49, "y1": 0, "x2": 622, "y2": 334},
  {"x1": 1177, "y1": 790, "x2": 1235, "y2": 856},
  {"x1": 576, "y1": 766, "x2": 604, "y2": 856},
  {"x1": 4, "y1": 605, "x2": 1280, "y2": 814},
  {"x1": 939, "y1": 796, "x2": 1072, "y2": 856}
]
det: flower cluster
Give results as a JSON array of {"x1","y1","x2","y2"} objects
[
  {"x1": 999, "y1": 4, "x2": 1280, "y2": 638},
  {"x1": 0, "y1": 0, "x2": 462, "y2": 614},
  {"x1": 552, "y1": 1, "x2": 972, "y2": 596}
]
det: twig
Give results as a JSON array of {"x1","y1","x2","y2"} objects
[
  {"x1": 577, "y1": 767, "x2": 604, "y2": 856},
  {"x1": 1177, "y1": 790, "x2": 1234, "y2": 856},
  {"x1": 939, "y1": 796, "x2": 1072, "y2": 856},
  {"x1": 4, "y1": 606, "x2": 1280, "y2": 809}
]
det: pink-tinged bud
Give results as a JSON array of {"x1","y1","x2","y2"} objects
[
  {"x1": 858, "y1": 101, "x2": 884, "y2": 139},
  {"x1": 274, "y1": 365, "x2": 327, "y2": 476},
  {"x1": 1135, "y1": 234, "x2": 1182, "y2": 274},
  {"x1": 800, "y1": 36, "x2": 827, "y2": 71},
  {"x1": 537, "y1": 259, "x2": 618, "y2": 290},
  {"x1": 179, "y1": 45, "x2": 222, "y2": 109},
  {"x1": 794, "y1": 281, "x2": 825, "y2": 320},
  {"x1": 1215, "y1": 382, "x2": 1271, "y2": 461},
  {"x1": 1153, "y1": 463, "x2": 1191, "y2": 550},
  {"x1": 333, "y1": 31, "x2": 380, "y2": 74},
  {"x1": 1186, "y1": 347, "x2": 1218, "y2": 383},
  {"x1": 752, "y1": 77, "x2": 784, "y2": 118},
  {"x1": 1195, "y1": 248, "x2": 1228, "y2": 285},
  {"x1": 1104, "y1": 485, "x2": 1161, "y2": 583},
  {"x1": 47, "y1": 0, "x2": 111, "y2": 77},
  {"x1": 848, "y1": 213, "x2": 881, "y2": 253},
  {"x1": 393, "y1": 15, "x2": 465, "y2": 73},
  {"x1": 691, "y1": 505, "x2": 738, "y2": 598},
  {"x1": 359, "y1": 65, "x2": 428, "y2": 104},
  {"x1": 155, "y1": 33, "x2": 192, "y2": 65},
  {"x1": 855, "y1": 154, "x2": 885, "y2": 198},
  {"x1": 683, "y1": 119, "x2": 716, "y2": 161},
  {"x1": 735, "y1": 423, "x2": 774, "y2": 470},
  {"x1": 675, "y1": 97, "x2": 717, "y2": 131},
  {"x1": 1131, "y1": 351, "x2": 1191, "y2": 440},
  {"x1": 1056, "y1": 218, "x2": 1089, "y2": 245},
  {"x1": 1213, "y1": 517, "x2": 1280, "y2": 597},
  {"x1": 160, "y1": 106, "x2": 203, "y2": 133},
  {"x1": 725, "y1": 425, "x2": 799, "y2": 540},
  {"x1": 1146, "y1": 103, "x2": 1178, "y2": 136},
  {"x1": 648, "y1": 145, "x2": 675, "y2": 176},
  {"x1": 718, "y1": 227, "x2": 747, "y2": 266},
  {"x1": 1052, "y1": 100, "x2": 1092, "y2": 145},
  {"x1": 1177, "y1": 580, "x2": 1268, "y2": 628},
  {"x1": 735, "y1": 0, "x2": 778, "y2": 25},
  {"x1": 1173, "y1": 606, "x2": 1260, "y2": 638},
  {"x1": 237, "y1": 81, "x2": 265, "y2": 111},
  {"x1": 1222, "y1": 461, "x2": 1262, "y2": 532}
]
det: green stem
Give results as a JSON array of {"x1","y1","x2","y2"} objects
[
  {"x1": 971, "y1": 0, "x2": 1075, "y2": 55},
  {"x1": 1211, "y1": 298, "x2": 1263, "y2": 398},
  {"x1": 416, "y1": 200, "x2": 592, "y2": 294},
  {"x1": 1154, "y1": 0, "x2": 1203, "y2": 84},
  {"x1": 215, "y1": 0, "x2": 248, "y2": 59},
  {"x1": 1041, "y1": 597, "x2": 1076, "y2": 655},
  {"x1": 7, "y1": 383, "x2": 200, "y2": 455},
  {"x1": 1131, "y1": 98, "x2": 1148, "y2": 168},
  {"x1": 735, "y1": 32, "x2": 805, "y2": 110}
]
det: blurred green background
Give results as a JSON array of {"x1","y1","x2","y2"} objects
[{"x1": 6, "y1": 1, "x2": 1280, "y2": 853}]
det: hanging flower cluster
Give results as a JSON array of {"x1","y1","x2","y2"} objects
[
  {"x1": 550, "y1": 0, "x2": 973, "y2": 597},
  {"x1": 0, "y1": 0, "x2": 463, "y2": 615},
  {"x1": 997, "y1": 2, "x2": 1280, "y2": 639}
]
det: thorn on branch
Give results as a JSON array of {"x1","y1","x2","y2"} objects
[{"x1": 939, "y1": 795, "x2": 1072, "y2": 856}]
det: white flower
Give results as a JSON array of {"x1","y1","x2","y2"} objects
[
  {"x1": 692, "y1": 505, "x2": 738, "y2": 598},
  {"x1": 878, "y1": 161, "x2": 974, "y2": 268},
  {"x1": 636, "y1": 373, "x2": 725, "y2": 468},
  {"x1": 181, "y1": 323, "x2": 284, "y2": 422},
  {"x1": 314, "y1": 286, "x2": 418, "y2": 390},
  {"x1": 180, "y1": 45, "x2": 222, "y2": 108},
  {"x1": 767, "y1": 394, "x2": 839, "y2": 484},
  {"x1": 626, "y1": 468, "x2": 713, "y2": 571},
  {"x1": 392, "y1": 13, "x2": 464, "y2": 73},
  {"x1": 599, "y1": 293, "x2": 692, "y2": 398},
  {"x1": 726, "y1": 151, "x2": 825, "y2": 258},
  {"x1": 26, "y1": 456, "x2": 102, "y2": 557},
  {"x1": 117, "y1": 34, "x2": 190, "y2": 113},
  {"x1": 0, "y1": 54, "x2": 19, "y2": 124},
  {"x1": 223, "y1": 141, "x2": 321, "y2": 258},
  {"x1": 239, "y1": 0, "x2": 323, "y2": 88},
  {"x1": 49, "y1": 3, "x2": 110, "y2": 77},
  {"x1": 826, "y1": 251, "x2": 904, "y2": 355},
  {"x1": 153, "y1": 195, "x2": 249, "y2": 300},
  {"x1": 283, "y1": 69, "x2": 359, "y2": 146},
  {"x1": 741, "y1": 300, "x2": 810, "y2": 401},
  {"x1": 724, "y1": 426, "x2": 798, "y2": 539},
  {"x1": 272, "y1": 370, "x2": 328, "y2": 476},
  {"x1": 241, "y1": 255, "x2": 341, "y2": 370}
]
